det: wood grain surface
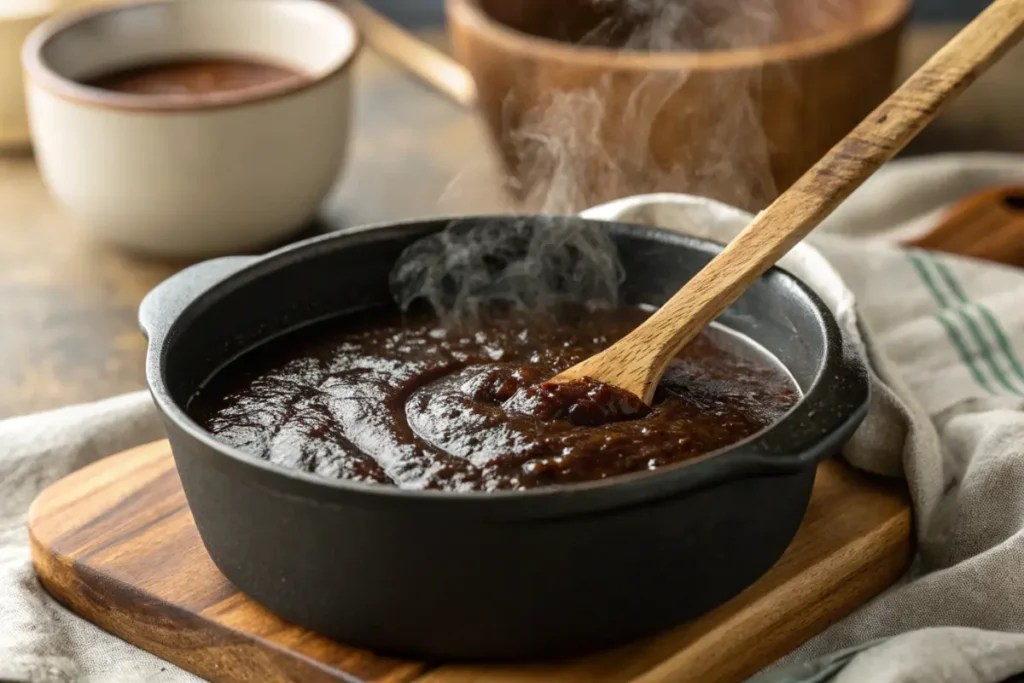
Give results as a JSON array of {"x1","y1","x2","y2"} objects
[
  {"x1": 552, "y1": 0, "x2": 1024, "y2": 402},
  {"x1": 2, "y1": 24, "x2": 1024, "y2": 419},
  {"x1": 29, "y1": 440, "x2": 912, "y2": 683},
  {"x1": 909, "y1": 185, "x2": 1024, "y2": 265},
  {"x1": 29, "y1": 441, "x2": 426, "y2": 683}
]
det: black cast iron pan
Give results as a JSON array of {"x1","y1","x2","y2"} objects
[{"x1": 139, "y1": 215, "x2": 869, "y2": 661}]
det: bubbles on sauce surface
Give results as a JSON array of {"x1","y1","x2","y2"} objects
[
  {"x1": 188, "y1": 306, "x2": 799, "y2": 492},
  {"x1": 502, "y1": 377, "x2": 651, "y2": 426}
]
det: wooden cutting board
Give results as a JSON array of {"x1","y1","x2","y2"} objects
[
  {"x1": 29, "y1": 440, "x2": 912, "y2": 683},
  {"x1": 26, "y1": 183, "x2": 1024, "y2": 682}
]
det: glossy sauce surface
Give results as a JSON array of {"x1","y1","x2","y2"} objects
[
  {"x1": 189, "y1": 307, "x2": 800, "y2": 492},
  {"x1": 85, "y1": 57, "x2": 304, "y2": 96}
]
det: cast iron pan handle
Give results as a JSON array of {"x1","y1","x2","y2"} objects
[
  {"x1": 650, "y1": 329, "x2": 869, "y2": 495},
  {"x1": 759, "y1": 333, "x2": 870, "y2": 471},
  {"x1": 686, "y1": 281, "x2": 871, "y2": 483},
  {"x1": 139, "y1": 256, "x2": 258, "y2": 347}
]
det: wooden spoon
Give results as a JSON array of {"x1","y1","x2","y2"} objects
[{"x1": 551, "y1": 0, "x2": 1024, "y2": 404}]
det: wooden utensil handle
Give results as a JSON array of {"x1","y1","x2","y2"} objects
[
  {"x1": 630, "y1": 0, "x2": 1024, "y2": 383},
  {"x1": 335, "y1": 0, "x2": 478, "y2": 108}
]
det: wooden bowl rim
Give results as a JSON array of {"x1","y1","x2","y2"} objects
[{"x1": 448, "y1": 0, "x2": 911, "y2": 70}]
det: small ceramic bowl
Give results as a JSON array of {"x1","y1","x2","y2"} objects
[{"x1": 22, "y1": 0, "x2": 360, "y2": 259}]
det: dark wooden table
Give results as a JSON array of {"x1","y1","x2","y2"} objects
[{"x1": 2, "y1": 26, "x2": 1023, "y2": 418}]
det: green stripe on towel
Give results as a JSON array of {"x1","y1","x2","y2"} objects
[
  {"x1": 907, "y1": 251, "x2": 999, "y2": 395},
  {"x1": 927, "y1": 254, "x2": 1024, "y2": 387},
  {"x1": 908, "y1": 250, "x2": 1024, "y2": 397}
]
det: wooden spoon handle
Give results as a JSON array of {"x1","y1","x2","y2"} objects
[
  {"x1": 336, "y1": 0, "x2": 478, "y2": 108},
  {"x1": 556, "y1": 0, "x2": 1024, "y2": 402}
]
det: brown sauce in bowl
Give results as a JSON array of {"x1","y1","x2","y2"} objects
[
  {"x1": 85, "y1": 57, "x2": 305, "y2": 96},
  {"x1": 188, "y1": 307, "x2": 800, "y2": 492}
]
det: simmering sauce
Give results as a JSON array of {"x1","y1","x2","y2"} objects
[
  {"x1": 85, "y1": 57, "x2": 304, "y2": 96},
  {"x1": 189, "y1": 306, "x2": 800, "y2": 492}
]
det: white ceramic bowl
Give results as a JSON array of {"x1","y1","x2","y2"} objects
[{"x1": 22, "y1": 0, "x2": 360, "y2": 258}]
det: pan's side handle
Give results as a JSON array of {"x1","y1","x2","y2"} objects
[{"x1": 139, "y1": 256, "x2": 258, "y2": 347}]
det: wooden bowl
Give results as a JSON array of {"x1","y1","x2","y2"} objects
[{"x1": 447, "y1": 0, "x2": 911, "y2": 213}]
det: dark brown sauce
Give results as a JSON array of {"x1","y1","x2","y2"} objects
[
  {"x1": 85, "y1": 57, "x2": 304, "y2": 96},
  {"x1": 188, "y1": 307, "x2": 800, "y2": 492}
]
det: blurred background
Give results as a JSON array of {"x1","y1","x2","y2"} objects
[{"x1": 367, "y1": 0, "x2": 995, "y2": 26}]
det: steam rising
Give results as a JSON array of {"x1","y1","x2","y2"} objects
[
  {"x1": 396, "y1": 0, "x2": 854, "y2": 323},
  {"x1": 390, "y1": 218, "x2": 624, "y2": 326},
  {"x1": 509, "y1": 69, "x2": 780, "y2": 214},
  {"x1": 497, "y1": 0, "x2": 856, "y2": 213}
]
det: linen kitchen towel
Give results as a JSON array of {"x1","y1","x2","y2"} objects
[
  {"x1": 753, "y1": 154, "x2": 1024, "y2": 683},
  {"x1": 2, "y1": 152, "x2": 1024, "y2": 682}
]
